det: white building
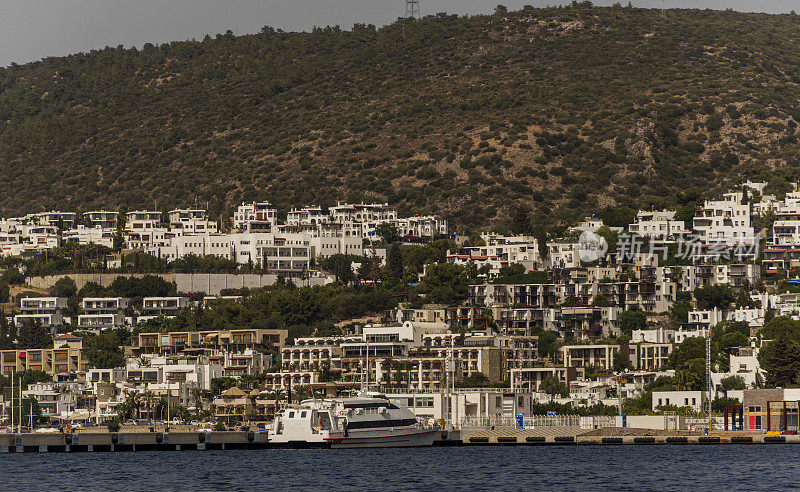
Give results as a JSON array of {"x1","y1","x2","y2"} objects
[
  {"x1": 78, "y1": 297, "x2": 130, "y2": 330},
  {"x1": 652, "y1": 390, "x2": 706, "y2": 412},
  {"x1": 286, "y1": 206, "x2": 331, "y2": 226},
  {"x1": 628, "y1": 210, "x2": 688, "y2": 240},
  {"x1": 234, "y1": 202, "x2": 278, "y2": 232},
  {"x1": 62, "y1": 226, "x2": 115, "y2": 248},
  {"x1": 168, "y1": 209, "x2": 218, "y2": 235},
  {"x1": 125, "y1": 211, "x2": 162, "y2": 229},
  {"x1": 393, "y1": 216, "x2": 448, "y2": 238},
  {"x1": 83, "y1": 211, "x2": 118, "y2": 230},
  {"x1": 14, "y1": 297, "x2": 68, "y2": 328},
  {"x1": 692, "y1": 192, "x2": 754, "y2": 249},
  {"x1": 139, "y1": 297, "x2": 190, "y2": 322}
]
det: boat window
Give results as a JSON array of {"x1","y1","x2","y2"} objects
[{"x1": 289, "y1": 411, "x2": 295, "y2": 418}]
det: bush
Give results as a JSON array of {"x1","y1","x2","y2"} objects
[{"x1": 107, "y1": 420, "x2": 121, "y2": 432}]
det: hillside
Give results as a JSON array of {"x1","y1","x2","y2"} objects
[{"x1": 2, "y1": 5, "x2": 800, "y2": 231}]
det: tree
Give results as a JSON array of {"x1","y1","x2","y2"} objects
[
  {"x1": 539, "y1": 376, "x2": 569, "y2": 398},
  {"x1": 0, "y1": 281, "x2": 8, "y2": 303},
  {"x1": 759, "y1": 316, "x2": 800, "y2": 341},
  {"x1": 538, "y1": 331, "x2": 560, "y2": 361},
  {"x1": 494, "y1": 4, "x2": 508, "y2": 14},
  {"x1": 591, "y1": 294, "x2": 612, "y2": 307},
  {"x1": 16, "y1": 320, "x2": 52, "y2": 349},
  {"x1": 82, "y1": 332, "x2": 125, "y2": 369},
  {"x1": 456, "y1": 372, "x2": 489, "y2": 388},
  {"x1": 416, "y1": 263, "x2": 468, "y2": 305},
  {"x1": 497, "y1": 263, "x2": 525, "y2": 278},
  {"x1": 509, "y1": 206, "x2": 531, "y2": 235},
  {"x1": 617, "y1": 307, "x2": 646, "y2": 336},
  {"x1": 142, "y1": 391, "x2": 156, "y2": 423},
  {"x1": 320, "y1": 254, "x2": 356, "y2": 285},
  {"x1": 49, "y1": 276, "x2": 77, "y2": 298},
  {"x1": 384, "y1": 242, "x2": 404, "y2": 283},
  {"x1": 694, "y1": 284, "x2": 736, "y2": 311},
  {"x1": 613, "y1": 349, "x2": 631, "y2": 372},
  {"x1": 0, "y1": 314, "x2": 13, "y2": 350},
  {"x1": 718, "y1": 375, "x2": 746, "y2": 392},
  {"x1": 758, "y1": 333, "x2": 800, "y2": 388},
  {"x1": 375, "y1": 223, "x2": 400, "y2": 244},
  {"x1": 1, "y1": 268, "x2": 24, "y2": 285},
  {"x1": 210, "y1": 377, "x2": 237, "y2": 396},
  {"x1": 670, "y1": 291, "x2": 692, "y2": 324}
]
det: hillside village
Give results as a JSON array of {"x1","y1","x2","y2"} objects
[{"x1": 4, "y1": 179, "x2": 800, "y2": 431}]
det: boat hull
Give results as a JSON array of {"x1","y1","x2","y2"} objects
[{"x1": 326, "y1": 428, "x2": 438, "y2": 449}]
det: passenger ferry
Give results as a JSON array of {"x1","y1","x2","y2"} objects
[{"x1": 270, "y1": 392, "x2": 439, "y2": 448}]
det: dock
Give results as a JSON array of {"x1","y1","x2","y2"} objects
[{"x1": 1, "y1": 427, "x2": 798, "y2": 452}]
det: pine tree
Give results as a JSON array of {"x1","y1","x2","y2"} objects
[{"x1": 759, "y1": 334, "x2": 800, "y2": 388}]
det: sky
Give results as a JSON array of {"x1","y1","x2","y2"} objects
[{"x1": 0, "y1": 0, "x2": 796, "y2": 67}]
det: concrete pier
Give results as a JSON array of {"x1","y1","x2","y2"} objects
[{"x1": 1, "y1": 428, "x2": 798, "y2": 452}]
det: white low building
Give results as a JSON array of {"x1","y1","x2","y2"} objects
[{"x1": 652, "y1": 390, "x2": 706, "y2": 412}]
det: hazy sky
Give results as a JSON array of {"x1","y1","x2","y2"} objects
[{"x1": 0, "y1": 0, "x2": 795, "y2": 67}]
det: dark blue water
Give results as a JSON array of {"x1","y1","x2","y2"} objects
[{"x1": 1, "y1": 446, "x2": 797, "y2": 491}]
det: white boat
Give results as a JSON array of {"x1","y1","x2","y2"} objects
[{"x1": 270, "y1": 392, "x2": 439, "y2": 448}]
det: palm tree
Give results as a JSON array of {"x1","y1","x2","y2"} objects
[
  {"x1": 154, "y1": 397, "x2": 168, "y2": 421},
  {"x1": 190, "y1": 388, "x2": 204, "y2": 417},
  {"x1": 120, "y1": 392, "x2": 141, "y2": 421},
  {"x1": 142, "y1": 391, "x2": 156, "y2": 423}
]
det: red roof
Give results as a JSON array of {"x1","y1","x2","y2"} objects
[{"x1": 54, "y1": 334, "x2": 82, "y2": 340}]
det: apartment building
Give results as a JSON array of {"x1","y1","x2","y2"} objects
[
  {"x1": 125, "y1": 210, "x2": 162, "y2": 229},
  {"x1": 77, "y1": 297, "x2": 130, "y2": 330},
  {"x1": 168, "y1": 209, "x2": 218, "y2": 234},
  {"x1": 509, "y1": 366, "x2": 582, "y2": 392},
  {"x1": 34, "y1": 211, "x2": 76, "y2": 229},
  {"x1": 628, "y1": 210, "x2": 688, "y2": 240},
  {"x1": 286, "y1": 206, "x2": 331, "y2": 226},
  {"x1": 14, "y1": 297, "x2": 68, "y2": 328},
  {"x1": 234, "y1": 202, "x2": 278, "y2": 232},
  {"x1": 62, "y1": 225, "x2": 115, "y2": 248},
  {"x1": 561, "y1": 344, "x2": 620, "y2": 371},
  {"x1": 692, "y1": 192, "x2": 755, "y2": 257},
  {"x1": 139, "y1": 296, "x2": 190, "y2": 322},
  {"x1": 329, "y1": 202, "x2": 397, "y2": 224},
  {"x1": 1, "y1": 338, "x2": 89, "y2": 380},
  {"x1": 394, "y1": 216, "x2": 448, "y2": 238},
  {"x1": 149, "y1": 233, "x2": 232, "y2": 261},
  {"x1": 128, "y1": 328, "x2": 288, "y2": 357},
  {"x1": 83, "y1": 211, "x2": 118, "y2": 230}
]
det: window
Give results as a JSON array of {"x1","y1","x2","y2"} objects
[
  {"x1": 288, "y1": 411, "x2": 295, "y2": 418},
  {"x1": 301, "y1": 411, "x2": 307, "y2": 418}
]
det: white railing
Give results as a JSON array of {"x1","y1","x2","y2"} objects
[{"x1": 461, "y1": 414, "x2": 617, "y2": 430}]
